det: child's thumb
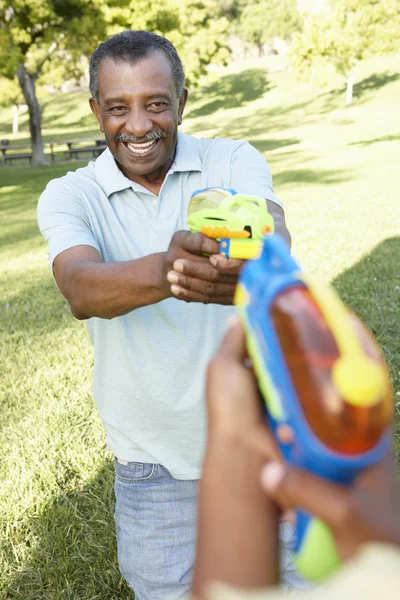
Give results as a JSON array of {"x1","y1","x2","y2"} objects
[{"x1": 260, "y1": 462, "x2": 349, "y2": 529}]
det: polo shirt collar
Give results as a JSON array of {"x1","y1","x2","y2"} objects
[
  {"x1": 95, "y1": 131, "x2": 202, "y2": 198},
  {"x1": 170, "y1": 132, "x2": 203, "y2": 173}
]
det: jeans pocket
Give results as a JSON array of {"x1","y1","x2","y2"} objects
[{"x1": 114, "y1": 459, "x2": 157, "y2": 483}]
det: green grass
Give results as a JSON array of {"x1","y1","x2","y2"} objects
[{"x1": 1, "y1": 53, "x2": 400, "y2": 598}]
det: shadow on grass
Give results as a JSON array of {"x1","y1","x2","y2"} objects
[
  {"x1": 0, "y1": 162, "x2": 87, "y2": 217},
  {"x1": 187, "y1": 68, "x2": 272, "y2": 118},
  {"x1": 274, "y1": 167, "x2": 354, "y2": 187},
  {"x1": 3, "y1": 460, "x2": 134, "y2": 600},
  {"x1": 247, "y1": 138, "x2": 300, "y2": 153},
  {"x1": 349, "y1": 133, "x2": 400, "y2": 147},
  {"x1": 0, "y1": 275, "x2": 75, "y2": 339},
  {"x1": 332, "y1": 236, "x2": 400, "y2": 449},
  {"x1": 320, "y1": 71, "x2": 400, "y2": 112},
  {"x1": 0, "y1": 93, "x2": 95, "y2": 138},
  {"x1": 40, "y1": 93, "x2": 98, "y2": 133},
  {"x1": 186, "y1": 100, "x2": 316, "y2": 144},
  {"x1": 0, "y1": 220, "x2": 43, "y2": 249},
  {"x1": 353, "y1": 71, "x2": 400, "y2": 100}
]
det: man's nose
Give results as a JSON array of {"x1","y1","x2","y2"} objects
[{"x1": 124, "y1": 108, "x2": 154, "y2": 138}]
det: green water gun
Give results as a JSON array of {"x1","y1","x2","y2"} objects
[{"x1": 187, "y1": 187, "x2": 274, "y2": 259}]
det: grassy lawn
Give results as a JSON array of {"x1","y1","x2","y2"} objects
[{"x1": 1, "y1": 53, "x2": 400, "y2": 598}]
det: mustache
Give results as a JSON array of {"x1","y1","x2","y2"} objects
[{"x1": 114, "y1": 130, "x2": 168, "y2": 144}]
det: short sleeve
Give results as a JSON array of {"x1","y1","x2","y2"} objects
[
  {"x1": 37, "y1": 178, "x2": 101, "y2": 269},
  {"x1": 229, "y1": 141, "x2": 282, "y2": 208}
]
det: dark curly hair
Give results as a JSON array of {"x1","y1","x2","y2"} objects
[{"x1": 89, "y1": 30, "x2": 185, "y2": 102}]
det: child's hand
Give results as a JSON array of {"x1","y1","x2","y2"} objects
[
  {"x1": 205, "y1": 316, "x2": 279, "y2": 461},
  {"x1": 260, "y1": 449, "x2": 400, "y2": 560}
]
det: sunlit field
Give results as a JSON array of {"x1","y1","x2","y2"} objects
[{"x1": 1, "y1": 53, "x2": 399, "y2": 599}]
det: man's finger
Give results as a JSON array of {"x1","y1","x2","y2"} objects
[
  {"x1": 168, "y1": 273, "x2": 236, "y2": 297},
  {"x1": 175, "y1": 231, "x2": 220, "y2": 256},
  {"x1": 260, "y1": 462, "x2": 352, "y2": 529},
  {"x1": 170, "y1": 284, "x2": 235, "y2": 305},
  {"x1": 210, "y1": 254, "x2": 245, "y2": 274},
  {"x1": 172, "y1": 260, "x2": 238, "y2": 284}
]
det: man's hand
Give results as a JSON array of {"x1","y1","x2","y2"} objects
[
  {"x1": 165, "y1": 231, "x2": 245, "y2": 305},
  {"x1": 260, "y1": 449, "x2": 400, "y2": 561}
]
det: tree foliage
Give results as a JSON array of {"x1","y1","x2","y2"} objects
[
  {"x1": 0, "y1": 76, "x2": 23, "y2": 108},
  {"x1": 0, "y1": 0, "x2": 237, "y2": 163},
  {"x1": 236, "y1": 0, "x2": 302, "y2": 53},
  {"x1": 0, "y1": 0, "x2": 107, "y2": 163},
  {"x1": 0, "y1": 0, "x2": 107, "y2": 80},
  {"x1": 290, "y1": 0, "x2": 400, "y2": 102},
  {"x1": 104, "y1": 0, "x2": 232, "y2": 86}
]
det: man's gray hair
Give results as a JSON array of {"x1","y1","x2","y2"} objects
[{"x1": 89, "y1": 30, "x2": 186, "y2": 103}]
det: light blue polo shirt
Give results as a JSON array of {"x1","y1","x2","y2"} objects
[{"x1": 37, "y1": 132, "x2": 281, "y2": 479}]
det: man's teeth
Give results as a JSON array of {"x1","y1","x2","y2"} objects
[{"x1": 126, "y1": 140, "x2": 157, "y2": 154}]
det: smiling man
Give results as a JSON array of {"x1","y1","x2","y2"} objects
[
  {"x1": 37, "y1": 30, "x2": 298, "y2": 600},
  {"x1": 89, "y1": 50, "x2": 187, "y2": 193}
]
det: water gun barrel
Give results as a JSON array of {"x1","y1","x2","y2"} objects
[
  {"x1": 235, "y1": 235, "x2": 394, "y2": 581},
  {"x1": 187, "y1": 187, "x2": 274, "y2": 259}
]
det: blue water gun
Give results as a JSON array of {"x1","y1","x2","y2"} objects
[{"x1": 235, "y1": 235, "x2": 393, "y2": 581}]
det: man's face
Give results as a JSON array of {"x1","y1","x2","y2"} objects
[{"x1": 90, "y1": 51, "x2": 187, "y2": 182}]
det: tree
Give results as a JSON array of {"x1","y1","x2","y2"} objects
[
  {"x1": 290, "y1": 0, "x2": 400, "y2": 105},
  {"x1": 169, "y1": 0, "x2": 232, "y2": 85},
  {"x1": 0, "y1": 1, "x2": 107, "y2": 165},
  {"x1": 237, "y1": 0, "x2": 302, "y2": 56},
  {"x1": 0, "y1": 0, "x2": 234, "y2": 166},
  {"x1": 106, "y1": 0, "x2": 232, "y2": 86},
  {"x1": 0, "y1": 77, "x2": 24, "y2": 134}
]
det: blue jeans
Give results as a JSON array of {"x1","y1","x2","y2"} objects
[{"x1": 114, "y1": 460, "x2": 308, "y2": 600}]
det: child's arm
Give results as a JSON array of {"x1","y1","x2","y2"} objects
[{"x1": 192, "y1": 319, "x2": 280, "y2": 599}]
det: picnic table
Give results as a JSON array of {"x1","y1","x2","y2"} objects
[{"x1": 0, "y1": 137, "x2": 107, "y2": 166}]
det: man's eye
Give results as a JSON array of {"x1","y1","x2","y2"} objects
[
  {"x1": 148, "y1": 102, "x2": 167, "y2": 110},
  {"x1": 110, "y1": 106, "x2": 127, "y2": 114}
]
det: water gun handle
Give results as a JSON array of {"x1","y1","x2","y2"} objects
[
  {"x1": 220, "y1": 238, "x2": 263, "y2": 260},
  {"x1": 293, "y1": 508, "x2": 341, "y2": 580}
]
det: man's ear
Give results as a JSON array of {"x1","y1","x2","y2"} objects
[
  {"x1": 89, "y1": 97, "x2": 104, "y2": 133},
  {"x1": 178, "y1": 89, "x2": 188, "y2": 126}
]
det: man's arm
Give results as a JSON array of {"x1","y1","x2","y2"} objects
[
  {"x1": 229, "y1": 140, "x2": 291, "y2": 247},
  {"x1": 53, "y1": 231, "x2": 243, "y2": 320},
  {"x1": 267, "y1": 201, "x2": 291, "y2": 248},
  {"x1": 53, "y1": 245, "x2": 170, "y2": 320}
]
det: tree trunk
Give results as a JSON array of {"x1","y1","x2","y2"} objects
[
  {"x1": 12, "y1": 104, "x2": 20, "y2": 134},
  {"x1": 16, "y1": 64, "x2": 49, "y2": 166},
  {"x1": 345, "y1": 72, "x2": 355, "y2": 107}
]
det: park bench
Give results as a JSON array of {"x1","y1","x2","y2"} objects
[
  {"x1": 64, "y1": 138, "x2": 107, "y2": 160},
  {"x1": 4, "y1": 152, "x2": 33, "y2": 166},
  {"x1": 0, "y1": 137, "x2": 106, "y2": 166},
  {"x1": 0, "y1": 140, "x2": 33, "y2": 166}
]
